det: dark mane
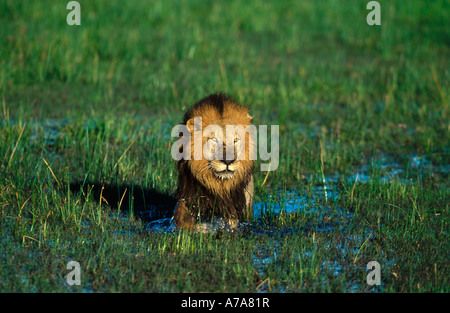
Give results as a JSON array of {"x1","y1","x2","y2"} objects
[
  {"x1": 182, "y1": 93, "x2": 234, "y2": 123},
  {"x1": 175, "y1": 161, "x2": 250, "y2": 221}
]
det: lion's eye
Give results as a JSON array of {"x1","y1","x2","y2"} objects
[{"x1": 209, "y1": 137, "x2": 218, "y2": 144}]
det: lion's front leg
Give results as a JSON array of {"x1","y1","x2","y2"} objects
[{"x1": 174, "y1": 200, "x2": 196, "y2": 231}]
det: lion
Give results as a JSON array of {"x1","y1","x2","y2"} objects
[{"x1": 173, "y1": 93, "x2": 255, "y2": 231}]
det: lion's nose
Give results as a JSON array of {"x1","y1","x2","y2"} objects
[{"x1": 222, "y1": 159, "x2": 235, "y2": 165}]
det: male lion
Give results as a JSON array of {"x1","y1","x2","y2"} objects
[{"x1": 173, "y1": 93, "x2": 255, "y2": 231}]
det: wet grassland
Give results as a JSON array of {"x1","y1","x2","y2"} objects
[{"x1": 0, "y1": 0, "x2": 448, "y2": 292}]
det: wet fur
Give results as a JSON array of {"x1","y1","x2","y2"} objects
[{"x1": 174, "y1": 93, "x2": 255, "y2": 231}]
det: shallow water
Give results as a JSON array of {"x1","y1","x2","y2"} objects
[
  {"x1": 144, "y1": 183, "x2": 344, "y2": 234},
  {"x1": 145, "y1": 217, "x2": 177, "y2": 232},
  {"x1": 5, "y1": 118, "x2": 442, "y2": 291},
  {"x1": 145, "y1": 217, "x2": 254, "y2": 234},
  {"x1": 143, "y1": 175, "x2": 393, "y2": 292},
  {"x1": 253, "y1": 186, "x2": 339, "y2": 217}
]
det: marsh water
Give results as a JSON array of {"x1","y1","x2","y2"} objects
[
  {"x1": 143, "y1": 151, "x2": 447, "y2": 292},
  {"x1": 11, "y1": 117, "x2": 448, "y2": 292}
]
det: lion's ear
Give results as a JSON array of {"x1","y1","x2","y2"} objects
[
  {"x1": 186, "y1": 118, "x2": 194, "y2": 133},
  {"x1": 247, "y1": 113, "x2": 253, "y2": 122},
  {"x1": 186, "y1": 117, "x2": 202, "y2": 133}
]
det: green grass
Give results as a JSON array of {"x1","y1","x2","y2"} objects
[{"x1": 0, "y1": 0, "x2": 448, "y2": 292}]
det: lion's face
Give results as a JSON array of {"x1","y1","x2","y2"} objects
[
  {"x1": 184, "y1": 113, "x2": 255, "y2": 194},
  {"x1": 203, "y1": 120, "x2": 246, "y2": 180}
]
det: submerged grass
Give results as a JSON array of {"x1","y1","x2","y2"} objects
[{"x1": 1, "y1": 0, "x2": 448, "y2": 292}]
